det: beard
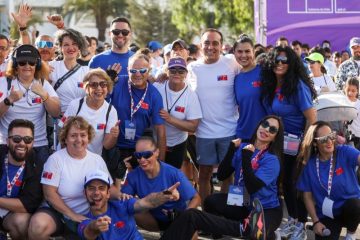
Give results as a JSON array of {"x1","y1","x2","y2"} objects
[
  {"x1": 9, "y1": 145, "x2": 29, "y2": 162},
  {"x1": 353, "y1": 55, "x2": 360, "y2": 61}
]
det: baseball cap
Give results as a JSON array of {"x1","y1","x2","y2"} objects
[
  {"x1": 349, "y1": 37, "x2": 360, "y2": 48},
  {"x1": 305, "y1": 52, "x2": 324, "y2": 64},
  {"x1": 171, "y1": 39, "x2": 187, "y2": 50},
  {"x1": 84, "y1": 170, "x2": 111, "y2": 188},
  {"x1": 163, "y1": 44, "x2": 172, "y2": 56},
  {"x1": 168, "y1": 57, "x2": 187, "y2": 69},
  {"x1": 13, "y1": 44, "x2": 40, "y2": 62},
  {"x1": 147, "y1": 41, "x2": 163, "y2": 52}
]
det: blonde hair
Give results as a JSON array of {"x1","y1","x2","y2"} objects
[
  {"x1": 6, "y1": 60, "x2": 50, "y2": 80},
  {"x1": 83, "y1": 68, "x2": 114, "y2": 93},
  {"x1": 59, "y1": 116, "x2": 95, "y2": 146}
]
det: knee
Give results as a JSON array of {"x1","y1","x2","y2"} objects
[
  {"x1": 5, "y1": 214, "x2": 30, "y2": 239},
  {"x1": 28, "y1": 214, "x2": 54, "y2": 238}
]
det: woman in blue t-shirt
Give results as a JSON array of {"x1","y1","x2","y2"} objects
[
  {"x1": 297, "y1": 121, "x2": 360, "y2": 240},
  {"x1": 260, "y1": 46, "x2": 317, "y2": 237}
]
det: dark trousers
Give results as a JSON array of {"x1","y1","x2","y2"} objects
[
  {"x1": 186, "y1": 135, "x2": 198, "y2": 169},
  {"x1": 118, "y1": 148, "x2": 135, "y2": 179},
  {"x1": 165, "y1": 141, "x2": 187, "y2": 169},
  {"x1": 204, "y1": 193, "x2": 283, "y2": 240},
  {"x1": 283, "y1": 153, "x2": 307, "y2": 222},
  {"x1": 315, "y1": 198, "x2": 360, "y2": 240}
]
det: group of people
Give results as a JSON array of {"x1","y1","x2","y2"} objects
[{"x1": 0, "y1": 3, "x2": 358, "y2": 240}]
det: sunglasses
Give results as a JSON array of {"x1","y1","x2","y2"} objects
[
  {"x1": 88, "y1": 81, "x2": 108, "y2": 89},
  {"x1": 8, "y1": 135, "x2": 34, "y2": 144},
  {"x1": 315, "y1": 132, "x2": 337, "y2": 144},
  {"x1": 307, "y1": 60, "x2": 318, "y2": 65},
  {"x1": 111, "y1": 29, "x2": 130, "y2": 36},
  {"x1": 18, "y1": 60, "x2": 36, "y2": 67},
  {"x1": 260, "y1": 120, "x2": 278, "y2": 134},
  {"x1": 133, "y1": 151, "x2": 154, "y2": 160},
  {"x1": 275, "y1": 55, "x2": 289, "y2": 64},
  {"x1": 129, "y1": 68, "x2": 148, "y2": 74},
  {"x1": 169, "y1": 68, "x2": 187, "y2": 75},
  {"x1": 36, "y1": 41, "x2": 54, "y2": 48}
]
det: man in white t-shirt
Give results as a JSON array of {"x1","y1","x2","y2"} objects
[{"x1": 187, "y1": 29, "x2": 240, "y2": 207}]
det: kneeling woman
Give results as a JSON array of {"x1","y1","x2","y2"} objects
[{"x1": 297, "y1": 121, "x2": 360, "y2": 240}]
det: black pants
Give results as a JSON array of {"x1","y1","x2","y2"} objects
[
  {"x1": 204, "y1": 193, "x2": 283, "y2": 240},
  {"x1": 186, "y1": 135, "x2": 198, "y2": 169},
  {"x1": 283, "y1": 153, "x2": 307, "y2": 222},
  {"x1": 117, "y1": 148, "x2": 136, "y2": 179},
  {"x1": 315, "y1": 198, "x2": 360, "y2": 240},
  {"x1": 165, "y1": 141, "x2": 187, "y2": 169}
]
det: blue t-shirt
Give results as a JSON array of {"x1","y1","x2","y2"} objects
[
  {"x1": 121, "y1": 161, "x2": 197, "y2": 222},
  {"x1": 263, "y1": 80, "x2": 313, "y2": 136},
  {"x1": 0, "y1": 161, "x2": 25, "y2": 198},
  {"x1": 78, "y1": 199, "x2": 143, "y2": 240},
  {"x1": 110, "y1": 78, "x2": 164, "y2": 149},
  {"x1": 297, "y1": 145, "x2": 360, "y2": 218},
  {"x1": 89, "y1": 50, "x2": 134, "y2": 83},
  {"x1": 231, "y1": 143, "x2": 280, "y2": 209},
  {"x1": 234, "y1": 65, "x2": 266, "y2": 140}
]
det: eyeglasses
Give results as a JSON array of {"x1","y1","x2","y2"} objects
[
  {"x1": 260, "y1": 120, "x2": 278, "y2": 134},
  {"x1": 169, "y1": 68, "x2": 187, "y2": 75},
  {"x1": 18, "y1": 60, "x2": 36, "y2": 67},
  {"x1": 111, "y1": 29, "x2": 130, "y2": 36},
  {"x1": 275, "y1": 55, "x2": 289, "y2": 64},
  {"x1": 133, "y1": 151, "x2": 154, "y2": 160},
  {"x1": 88, "y1": 81, "x2": 108, "y2": 89},
  {"x1": 129, "y1": 68, "x2": 148, "y2": 74},
  {"x1": 315, "y1": 132, "x2": 337, "y2": 144},
  {"x1": 8, "y1": 135, "x2": 34, "y2": 144},
  {"x1": 0, "y1": 46, "x2": 8, "y2": 51},
  {"x1": 36, "y1": 41, "x2": 54, "y2": 48}
]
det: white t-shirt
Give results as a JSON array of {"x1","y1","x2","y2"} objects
[
  {"x1": 49, "y1": 61, "x2": 87, "y2": 113},
  {"x1": 323, "y1": 60, "x2": 337, "y2": 78},
  {"x1": 187, "y1": 56, "x2": 240, "y2": 138},
  {"x1": 349, "y1": 99, "x2": 360, "y2": 137},
  {"x1": 41, "y1": 149, "x2": 113, "y2": 215},
  {"x1": 0, "y1": 60, "x2": 8, "y2": 77},
  {"x1": 312, "y1": 74, "x2": 337, "y2": 93},
  {"x1": 0, "y1": 78, "x2": 58, "y2": 147},
  {"x1": 59, "y1": 97, "x2": 118, "y2": 155},
  {"x1": 154, "y1": 81, "x2": 202, "y2": 146}
]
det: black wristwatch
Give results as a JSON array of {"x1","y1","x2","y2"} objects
[{"x1": 4, "y1": 98, "x2": 13, "y2": 106}]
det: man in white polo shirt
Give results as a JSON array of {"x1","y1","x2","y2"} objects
[{"x1": 187, "y1": 28, "x2": 240, "y2": 206}]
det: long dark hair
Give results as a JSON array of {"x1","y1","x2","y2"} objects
[{"x1": 261, "y1": 46, "x2": 317, "y2": 104}]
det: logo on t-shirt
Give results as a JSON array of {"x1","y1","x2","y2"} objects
[
  {"x1": 97, "y1": 123, "x2": 106, "y2": 130},
  {"x1": 175, "y1": 106, "x2": 185, "y2": 113},
  {"x1": 277, "y1": 93, "x2": 284, "y2": 101},
  {"x1": 252, "y1": 81, "x2": 261, "y2": 88},
  {"x1": 0, "y1": 91, "x2": 3, "y2": 98},
  {"x1": 114, "y1": 221, "x2": 125, "y2": 228},
  {"x1": 141, "y1": 102, "x2": 149, "y2": 110},
  {"x1": 32, "y1": 97, "x2": 42, "y2": 104},
  {"x1": 61, "y1": 116, "x2": 67, "y2": 123},
  {"x1": 15, "y1": 179, "x2": 22, "y2": 187},
  {"x1": 251, "y1": 161, "x2": 259, "y2": 170},
  {"x1": 42, "y1": 171, "x2": 53, "y2": 180},
  {"x1": 217, "y1": 75, "x2": 228, "y2": 81},
  {"x1": 78, "y1": 82, "x2": 84, "y2": 88},
  {"x1": 0, "y1": 71, "x2": 4, "y2": 77},
  {"x1": 335, "y1": 167, "x2": 343, "y2": 176}
]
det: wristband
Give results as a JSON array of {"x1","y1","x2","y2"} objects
[
  {"x1": 42, "y1": 93, "x2": 49, "y2": 102},
  {"x1": 19, "y1": 26, "x2": 27, "y2": 31},
  {"x1": 313, "y1": 220, "x2": 321, "y2": 227}
]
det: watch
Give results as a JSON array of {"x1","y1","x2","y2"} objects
[{"x1": 4, "y1": 98, "x2": 13, "y2": 106}]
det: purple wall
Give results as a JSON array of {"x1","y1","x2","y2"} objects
[{"x1": 266, "y1": 0, "x2": 360, "y2": 51}]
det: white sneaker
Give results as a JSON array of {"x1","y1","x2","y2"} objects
[
  {"x1": 278, "y1": 217, "x2": 296, "y2": 238},
  {"x1": 289, "y1": 222, "x2": 307, "y2": 240},
  {"x1": 345, "y1": 233, "x2": 356, "y2": 240}
]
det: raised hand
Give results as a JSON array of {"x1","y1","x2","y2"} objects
[
  {"x1": 94, "y1": 216, "x2": 111, "y2": 232},
  {"x1": 8, "y1": 89, "x2": 23, "y2": 104},
  {"x1": 110, "y1": 120, "x2": 120, "y2": 138},
  {"x1": 163, "y1": 182, "x2": 180, "y2": 201},
  {"x1": 11, "y1": 3, "x2": 32, "y2": 28},
  {"x1": 31, "y1": 82, "x2": 47, "y2": 99},
  {"x1": 47, "y1": 14, "x2": 64, "y2": 29}
]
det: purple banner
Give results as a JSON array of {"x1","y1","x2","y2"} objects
[{"x1": 266, "y1": 0, "x2": 360, "y2": 51}]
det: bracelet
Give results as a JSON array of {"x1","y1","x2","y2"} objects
[
  {"x1": 42, "y1": 93, "x2": 49, "y2": 102},
  {"x1": 313, "y1": 220, "x2": 321, "y2": 227},
  {"x1": 19, "y1": 26, "x2": 27, "y2": 31}
]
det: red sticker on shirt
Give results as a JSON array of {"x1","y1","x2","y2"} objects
[
  {"x1": 0, "y1": 71, "x2": 4, "y2": 77},
  {"x1": 217, "y1": 75, "x2": 228, "y2": 81},
  {"x1": 32, "y1": 97, "x2": 42, "y2": 104},
  {"x1": 175, "y1": 106, "x2": 185, "y2": 113},
  {"x1": 61, "y1": 116, "x2": 67, "y2": 123},
  {"x1": 251, "y1": 161, "x2": 259, "y2": 170},
  {"x1": 277, "y1": 94, "x2": 284, "y2": 101},
  {"x1": 42, "y1": 171, "x2": 53, "y2": 180},
  {"x1": 78, "y1": 82, "x2": 84, "y2": 88},
  {"x1": 141, "y1": 102, "x2": 149, "y2": 110},
  {"x1": 115, "y1": 221, "x2": 125, "y2": 228},
  {"x1": 97, "y1": 123, "x2": 106, "y2": 130},
  {"x1": 0, "y1": 91, "x2": 3, "y2": 98},
  {"x1": 252, "y1": 81, "x2": 261, "y2": 88},
  {"x1": 15, "y1": 179, "x2": 22, "y2": 187},
  {"x1": 335, "y1": 167, "x2": 343, "y2": 176}
]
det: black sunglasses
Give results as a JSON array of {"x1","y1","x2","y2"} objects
[
  {"x1": 111, "y1": 29, "x2": 130, "y2": 36},
  {"x1": 88, "y1": 81, "x2": 108, "y2": 89},
  {"x1": 133, "y1": 151, "x2": 154, "y2": 160},
  {"x1": 169, "y1": 68, "x2": 187, "y2": 75},
  {"x1": 307, "y1": 60, "x2": 318, "y2": 65},
  {"x1": 9, "y1": 135, "x2": 34, "y2": 144},
  {"x1": 275, "y1": 55, "x2": 289, "y2": 64},
  {"x1": 18, "y1": 60, "x2": 36, "y2": 67},
  {"x1": 260, "y1": 120, "x2": 278, "y2": 134}
]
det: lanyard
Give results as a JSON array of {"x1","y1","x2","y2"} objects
[
  {"x1": 127, "y1": 80, "x2": 148, "y2": 122},
  {"x1": 5, "y1": 156, "x2": 25, "y2": 197},
  {"x1": 238, "y1": 148, "x2": 267, "y2": 186},
  {"x1": 316, "y1": 155, "x2": 334, "y2": 197},
  {"x1": 165, "y1": 81, "x2": 188, "y2": 113}
]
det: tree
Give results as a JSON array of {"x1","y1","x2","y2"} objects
[{"x1": 64, "y1": 0, "x2": 128, "y2": 41}]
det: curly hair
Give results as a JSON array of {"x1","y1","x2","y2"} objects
[
  {"x1": 83, "y1": 68, "x2": 114, "y2": 94},
  {"x1": 59, "y1": 116, "x2": 95, "y2": 146},
  {"x1": 260, "y1": 46, "x2": 317, "y2": 105},
  {"x1": 55, "y1": 28, "x2": 87, "y2": 57}
]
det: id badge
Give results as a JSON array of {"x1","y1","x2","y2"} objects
[
  {"x1": 125, "y1": 120, "x2": 136, "y2": 140},
  {"x1": 227, "y1": 185, "x2": 243, "y2": 206},
  {"x1": 0, "y1": 207, "x2": 9, "y2": 217},
  {"x1": 322, "y1": 197, "x2": 334, "y2": 219}
]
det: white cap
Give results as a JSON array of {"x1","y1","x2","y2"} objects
[{"x1": 84, "y1": 170, "x2": 111, "y2": 187}]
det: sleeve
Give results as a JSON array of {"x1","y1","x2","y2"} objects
[
  {"x1": 125, "y1": 198, "x2": 137, "y2": 215},
  {"x1": 151, "y1": 88, "x2": 165, "y2": 125},
  {"x1": 341, "y1": 145, "x2": 360, "y2": 169},
  {"x1": 335, "y1": 64, "x2": 346, "y2": 90},
  {"x1": 58, "y1": 99, "x2": 78, "y2": 128},
  {"x1": 217, "y1": 142, "x2": 236, "y2": 181},
  {"x1": 40, "y1": 155, "x2": 61, "y2": 187},
  {"x1": 296, "y1": 163, "x2": 312, "y2": 192},
  {"x1": 176, "y1": 170, "x2": 196, "y2": 201},
  {"x1": 185, "y1": 90, "x2": 203, "y2": 120},
  {"x1": 88, "y1": 56, "x2": 97, "y2": 69},
  {"x1": 241, "y1": 149, "x2": 266, "y2": 194},
  {"x1": 254, "y1": 154, "x2": 280, "y2": 186},
  {"x1": 105, "y1": 106, "x2": 118, "y2": 134},
  {"x1": 121, "y1": 173, "x2": 136, "y2": 195},
  {"x1": 296, "y1": 80, "x2": 313, "y2": 112},
  {"x1": 43, "y1": 81, "x2": 58, "y2": 98},
  {"x1": 78, "y1": 218, "x2": 92, "y2": 240},
  {"x1": 0, "y1": 78, "x2": 8, "y2": 102}
]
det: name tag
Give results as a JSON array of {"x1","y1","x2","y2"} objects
[
  {"x1": 125, "y1": 120, "x2": 136, "y2": 140},
  {"x1": 322, "y1": 197, "x2": 334, "y2": 219},
  {"x1": 227, "y1": 185, "x2": 243, "y2": 206}
]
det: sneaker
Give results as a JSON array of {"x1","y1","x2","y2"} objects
[
  {"x1": 246, "y1": 198, "x2": 266, "y2": 240},
  {"x1": 278, "y1": 217, "x2": 296, "y2": 238},
  {"x1": 289, "y1": 222, "x2": 307, "y2": 240},
  {"x1": 345, "y1": 233, "x2": 356, "y2": 240}
]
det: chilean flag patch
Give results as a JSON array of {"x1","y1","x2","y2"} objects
[
  {"x1": 252, "y1": 81, "x2": 261, "y2": 87},
  {"x1": 0, "y1": 91, "x2": 3, "y2": 98},
  {"x1": 217, "y1": 75, "x2": 228, "y2": 81},
  {"x1": 78, "y1": 82, "x2": 84, "y2": 88},
  {"x1": 114, "y1": 221, "x2": 125, "y2": 228},
  {"x1": 141, "y1": 102, "x2": 149, "y2": 110},
  {"x1": 42, "y1": 171, "x2": 53, "y2": 180},
  {"x1": 32, "y1": 97, "x2": 42, "y2": 103},
  {"x1": 97, "y1": 123, "x2": 106, "y2": 130},
  {"x1": 175, "y1": 106, "x2": 185, "y2": 113},
  {"x1": 335, "y1": 167, "x2": 343, "y2": 176}
]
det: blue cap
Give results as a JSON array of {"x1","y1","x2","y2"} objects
[{"x1": 147, "y1": 41, "x2": 163, "y2": 52}]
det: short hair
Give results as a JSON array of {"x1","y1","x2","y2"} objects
[
  {"x1": 301, "y1": 43, "x2": 310, "y2": 50},
  {"x1": 8, "y1": 119, "x2": 34, "y2": 136},
  {"x1": 83, "y1": 68, "x2": 114, "y2": 93},
  {"x1": 201, "y1": 28, "x2": 223, "y2": 44},
  {"x1": 291, "y1": 40, "x2": 302, "y2": 47},
  {"x1": 276, "y1": 36, "x2": 288, "y2": 45},
  {"x1": 55, "y1": 28, "x2": 87, "y2": 56},
  {"x1": 323, "y1": 47, "x2": 331, "y2": 54},
  {"x1": 90, "y1": 37, "x2": 98, "y2": 46},
  {"x1": 0, "y1": 34, "x2": 10, "y2": 48},
  {"x1": 111, "y1": 17, "x2": 131, "y2": 30},
  {"x1": 59, "y1": 116, "x2": 95, "y2": 146},
  {"x1": 128, "y1": 53, "x2": 150, "y2": 67}
]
